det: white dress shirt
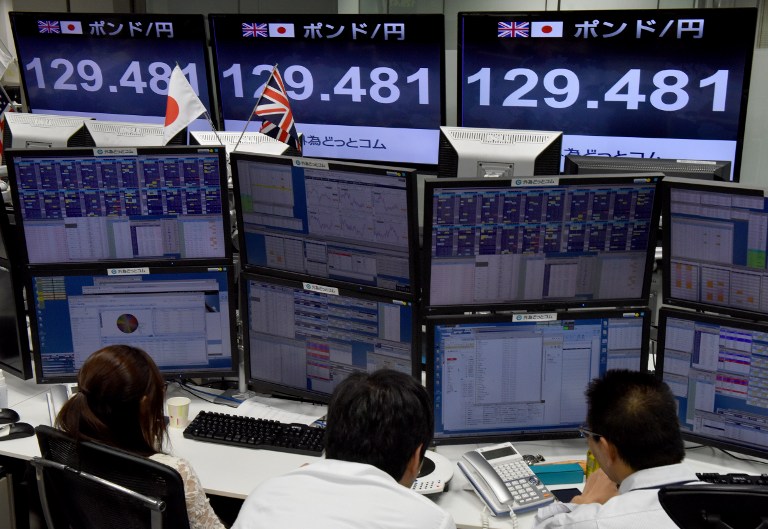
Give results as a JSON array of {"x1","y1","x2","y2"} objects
[
  {"x1": 232, "y1": 458, "x2": 456, "y2": 529},
  {"x1": 532, "y1": 463, "x2": 699, "y2": 529}
]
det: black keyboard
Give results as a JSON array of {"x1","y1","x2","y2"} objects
[
  {"x1": 697, "y1": 472, "x2": 768, "y2": 485},
  {"x1": 183, "y1": 411, "x2": 325, "y2": 456}
]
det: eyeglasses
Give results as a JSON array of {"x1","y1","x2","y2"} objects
[{"x1": 579, "y1": 425, "x2": 602, "y2": 440}]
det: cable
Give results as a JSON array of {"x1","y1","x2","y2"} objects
[
  {"x1": 175, "y1": 379, "x2": 244, "y2": 405},
  {"x1": 480, "y1": 506, "x2": 490, "y2": 529},
  {"x1": 684, "y1": 442, "x2": 768, "y2": 465}
]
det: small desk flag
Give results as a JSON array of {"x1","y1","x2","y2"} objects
[
  {"x1": 252, "y1": 65, "x2": 301, "y2": 152},
  {"x1": 163, "y1": 65, "x2": 206, "y2": 145}
]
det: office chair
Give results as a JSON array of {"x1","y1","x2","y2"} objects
[
  {"x1": 33, "y1": 425, "x2": 191, "y2": 529},
  {"x1": 659, "y1": 484, "x2": 768, "y2": 529}
]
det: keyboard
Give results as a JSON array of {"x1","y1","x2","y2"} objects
[
  {"x1": 183, "y1": 411, "x2": 325, "y2": 456},
  {"x1": 696, "y1": 472, "x2": 768, "y2": 485}
]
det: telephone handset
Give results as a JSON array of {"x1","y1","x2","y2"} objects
[{"x1": 457, "y1": 442, "x2": 554, "y2": 516}]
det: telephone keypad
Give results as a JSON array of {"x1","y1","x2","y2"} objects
[{"x1": 495, "y1": 459, "x2": 553, "y2": 507}]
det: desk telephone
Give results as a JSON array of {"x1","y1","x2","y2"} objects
[{"x1": 458, "y1": 442, "x2": 554, "y2": 515}]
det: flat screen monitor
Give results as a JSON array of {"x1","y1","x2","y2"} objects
[
  {"x1": 427, "y1": 309, "x2": 650, "y2": 444},
  {"x1": 2, "y1": 113, "x2": 91, "y2": 156},
  {"x1": 657, "y1": 307, "x2": 768, "y2": 459},
  {"x1": 423, "y1": 174, "x2": 662, "y2": 312},
  {"x1": 6, "y1": 146, "x2": 230, "y2": 266},
  {"x1": 189, "y1": 131, "x2": 298, "y2": 157},
  {"x1": 242, "y1": 272, "x2": 419, "y2": 403},
  {"x1": 10, "y1": 12, "x2": 214, "y2": 129},
  {"x1": 662, "y1": 178, "x2": 768, "y2": 319},
  {"x1": 208, "y1": 14, "x2": 445, "y2": 165},
  {"x1": 0, "y1": 264, "x2": 33, "y2": 379},
  {"x1": 231, "y1": 153, "x2": 419, "y2": 298},
  {"x1": 28, "y1": 264, "x2": 237, "y2": 383},
  {"x1": 564, "y1": 155, "x2": 730, "y2": 182},
  {"x1": 458, "y1": 9, "x2": 756, "y2": 180},
  {"x1": 438, "y1": 126, "x2": 562, "y2": 178},
  {"x1": 82, "y1": 120, "x2": 184, "y2": 147}
]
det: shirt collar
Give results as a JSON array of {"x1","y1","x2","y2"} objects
[{"x1": 618, "y1": 463, "x2": 698, "y2": 493}]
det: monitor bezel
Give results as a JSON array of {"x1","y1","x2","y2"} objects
[
  {"x1": 422, "y1": 173, "x2": 663, "y2": 314},
  {"x1": 0, "y1": 262, "x2": 34, "y2": 380},
  {"x1": 230, "y1": 152, "x2": 421, "y2": 301},
  {"x1": 27, "y1": 262, "x2": 239, "y2": 384},
  {"x1": 426, "y1": 308, "x2": 651, "y2": 445},
  {"x1": 564, "y1": 154, "x2": 732, "y2": 182},
  {"x1": 241, "y1": 270, "x2": 422, "y2": 405},
  {"x1": 656, "y1": 307, "x2": 768, "y2": 460},
  {"x1": 5, "y1": 145, "x2": 233, "y2": 269},
  {"x1": 661, "y1": 177, "x2": 768, "y2": 320},
  {"x1": 10, "y1": 11, "x2": 217, "y2": 125}
]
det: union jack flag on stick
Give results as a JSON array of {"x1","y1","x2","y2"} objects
[{"x1": 235, "y1": 64, "x2": 301, "y2": 152}]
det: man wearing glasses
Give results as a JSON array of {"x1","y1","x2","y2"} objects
[{"x1": 533, "y1": 369, "x2": 699, "y2": 529}]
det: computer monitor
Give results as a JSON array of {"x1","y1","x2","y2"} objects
[
  {"x1": 82, "y1": 120, "x2": 184, "y2": 147},
  {"x1": 28, "y1": 264, "x2": 237, "y2": 384},
  {"x1": 10, "y1": 12, "x2": 214, "y2": 129},
  {"x1": 437, "y1": 126, "x2": 562, "y2": 178},
  {"x1": 208, "y1": 13, "x2": 445, "y2": 165},
  {"x1": 242, "y1": 272, "x2": 419, "y2": 403},
  {"x1": 427, "y1": 309, "x2": 650, "y2": 444},
  {"x1": 2, "y1": 113, "x2": 91, "y2": 157},
  {"x1": 231, "y1": 153, "x2": 419, "y2": 298},
  {"x1": 564, "y1": 155, "x2": 731, "y2": 182},
  {"x1": 458, "y1": 9, "x2": 756, "y2": 180},
  {"x1": 0, "y1": 264, "x2": 33, "y2": 379},
  {"x1": 189, "y1": 131, "x2": 299, "y2": 157},
  {"x1": 5, "y1": 146, "x2": 230, "y2": 266},
  {"x1": 657, "y1": 307, "x2": 768, "y2": 459},
  {"x1": 662, "y1": 177, "x2": 768, "y2": 320},
  {"x1": 423, "y1": 174, "x2": 662, "y2": 313}
]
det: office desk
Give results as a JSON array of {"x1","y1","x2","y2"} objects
[{"x1": 4, "y1": 375, "x2": 768, "y2": 529}]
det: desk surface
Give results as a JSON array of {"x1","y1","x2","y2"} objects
[{"x1": 4, "y1": 375, "x2": 768, "y2": 529}]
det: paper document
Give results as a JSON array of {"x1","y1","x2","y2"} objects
[{"x1": 236, "y1": 397, "x2": 324, "y2": 426}]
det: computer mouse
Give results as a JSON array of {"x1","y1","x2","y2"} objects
[
  {"x1": 0, "y1": 408, "x2": 20, "y2": 425},
  {"x1": 0, "y1": 422, "x2": 34, "y2": 441}
]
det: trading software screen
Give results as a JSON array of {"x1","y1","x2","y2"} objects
[
  {"x1": 429, "y1": 310, "x2": 649, "y2": 443},
  {"x1": 658, "y1": 308, "x2": 768, "y2": 458},
  {"x1": 8, "y1": 147, "x2": 228, "y2": 265},
  {"x1": 244, "y1": 274, "x2": 417, "y2": 402},
  {"x1": 424, "y1": 175, "x2": 661, "y2": 311},
  {"x1": 30, "y1": 266, "x2": 235, "y2": 382},
  {"x1": 233, "y1": 154, "x2": 417, "y2": 297},
  {"x1": 664, "y1": 180, "x2": 768, "y2": 318}
]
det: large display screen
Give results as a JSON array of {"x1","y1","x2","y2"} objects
[
  {"x1": 243, "y1": 273, "x2": 418, "y2": 403},
  {"x1": 458, "y1": 9, "x2": 756, "y2": 179},
  {"x1": 662, "y1": 178, "x2": 768, "y2": 319},
  {"x1": 6, "y1": 146, "x2": 230, "y2": 266},
  {"x1": 29, "y1": 265, "x2": 237, "y2": 383},
  {"x1": 232, "y1": 153, "x2": 418, "y2": 298},
  {"x1": 428, "y1": 310, "x2": 650, "y2": 444},
  {"x1": 209, "y1": 14, "x2": 445, "y2": 165},
  {"x1": 658, "y1": 308, "x2": 768, "y2": 459},
  {"x1": 10, "y1": 12, "x2": 214, "y2": 127},
  {"x1": 423, "y1": 174, "x2": 662, "y2": 313}
]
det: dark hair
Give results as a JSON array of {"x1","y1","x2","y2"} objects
[
  {"x1": 56, "y1": 345, "x2": 167, "y2": 456},
  {"x1": 586, "y1": 369, "x2": 684, "y2": 471},
  {"x1": 324, "y1": 369, "x2": 433, "y2": 481}
]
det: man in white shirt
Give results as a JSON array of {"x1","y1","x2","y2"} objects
[
  {"x1": 232, "y1": 369, "x2": 456, "y2": 529},
  {"x1": 534, "y1": 369, "x2": 699, "y2": 529}
]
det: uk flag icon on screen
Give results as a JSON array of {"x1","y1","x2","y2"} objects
[
  {"x1": 498, "y1": 22, "x2": 529, "y2": 38},
  {"x1": 37, "y1": 20, "x2": 61, "y2": 34},
  {"x1": 242, "y1": 23, "x2": 267, "y2": 38}
]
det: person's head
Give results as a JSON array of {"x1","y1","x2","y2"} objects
[
  {"x1": 584, "y1": 369, "x2": 684, "y2": 480},
  {"x1": 324, "y1": 369, "x2": 433, "y2": 486},
  {"x1": 56, "y1": 345, "x2": 167, "y2": 456}
]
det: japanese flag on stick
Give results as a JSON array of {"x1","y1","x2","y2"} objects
[
  {"x1": 252, "y1": 65, "x2": 301, "y2": 152},
  {"x1": 163, "y1": 65, "x2": 207, "y2": 145}
]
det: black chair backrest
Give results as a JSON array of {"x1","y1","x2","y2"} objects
[
  {"x1": 35, "y1": 425, "x2": 191, "y2": 529},
  {"x1": 659, "y1": 484, "x2": 768, "y2": 529}
]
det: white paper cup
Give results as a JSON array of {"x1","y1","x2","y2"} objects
[{"x1": 166, "y1": 396, "x2": 191, "y2": 428}]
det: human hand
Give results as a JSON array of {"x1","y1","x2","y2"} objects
[{"x1": 571, "y1": 469, "x2": 618, "y2": 505}]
